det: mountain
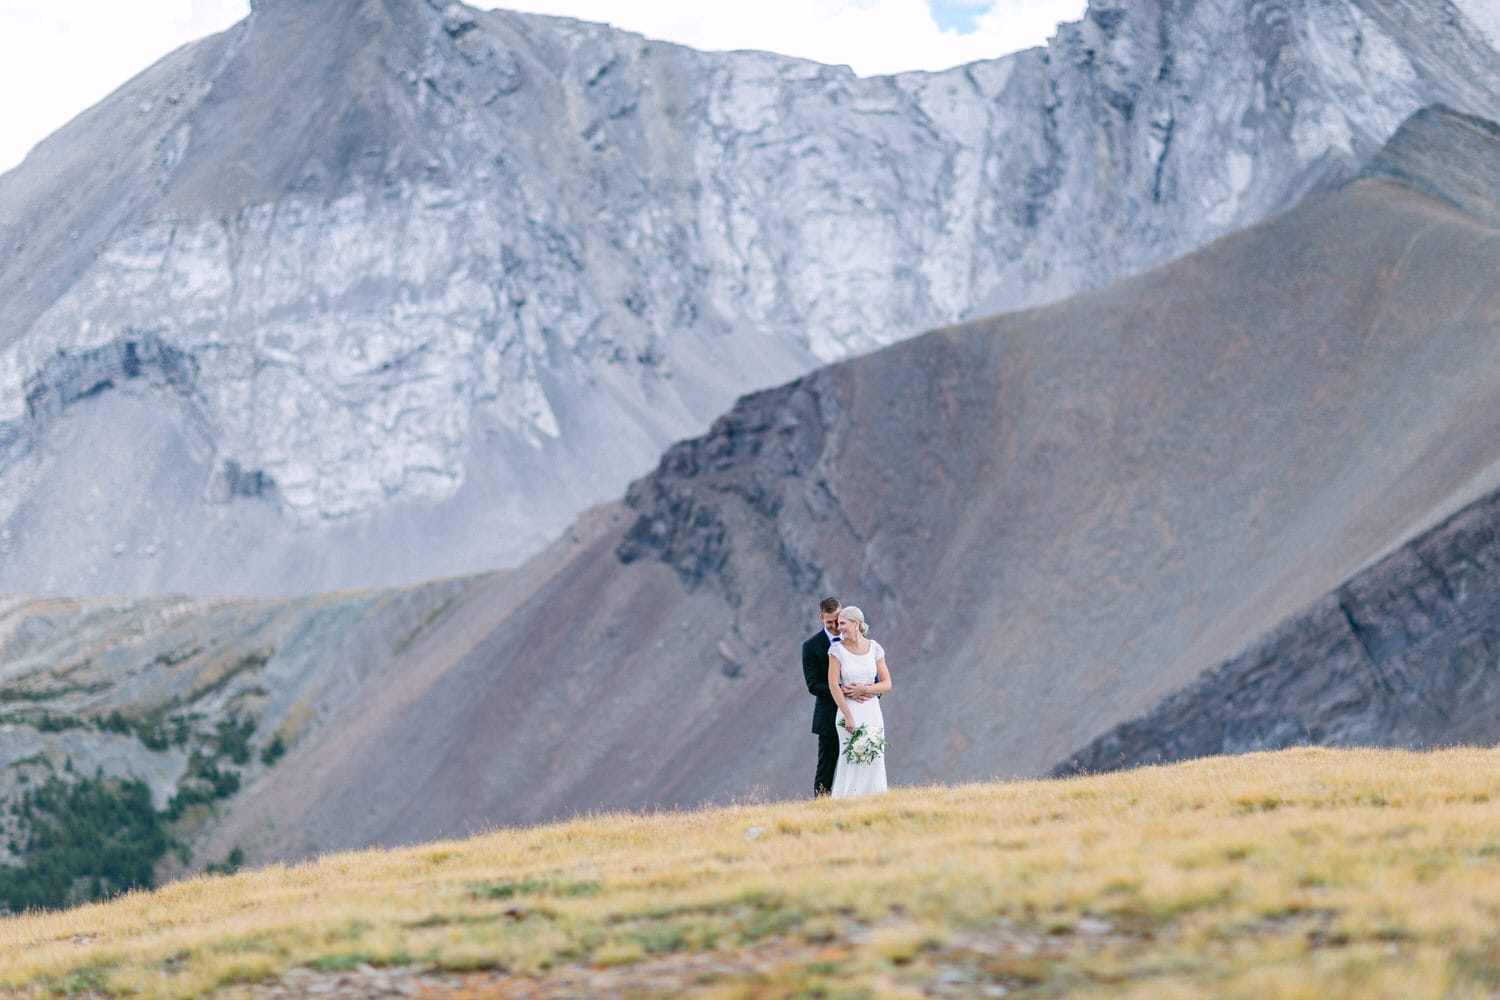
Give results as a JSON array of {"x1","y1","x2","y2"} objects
[
  {"x1": 3, "y1": 0, "x2": 1499, "y2": 595},
  {"x1": 2, "y1": 105, "x2": 1499, "y2": 875},
  {"x1": 166, "y1": 104, "x2": 1500, "y2": 864}
]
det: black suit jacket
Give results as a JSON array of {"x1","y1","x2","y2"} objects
[{"x1": 803, "y1": 630, "x2": 838, "y2": 735}]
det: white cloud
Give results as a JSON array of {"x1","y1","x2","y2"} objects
[
  {"x1": 498, "y1": 0, "x2": 1086, "y2": 76},
  {"x1": 0, "y1": 0, "x2": 1086, "y2": 175},
  {"x1": 0, "y1": 0, "x2": 246, "y2": 173}
]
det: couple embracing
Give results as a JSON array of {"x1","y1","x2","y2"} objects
[{"x1": 801, "y1": 596, "x2": 892, "y2": 798}]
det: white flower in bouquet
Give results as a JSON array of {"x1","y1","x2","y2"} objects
[{"x1": 841, "y1": 722, "x2": 886, "y2": 765}]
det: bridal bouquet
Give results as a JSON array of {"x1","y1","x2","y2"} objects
[{"x1": 842, "y1": 722, "x2": 886, "y2": 765}]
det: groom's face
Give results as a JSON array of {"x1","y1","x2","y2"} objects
[{"x1": 820, "y1": 609, "x2": 840, "y2": 634}]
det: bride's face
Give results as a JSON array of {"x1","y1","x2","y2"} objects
[{"x1": 838, "y1": 616, "x2": 859, "y2": 641}]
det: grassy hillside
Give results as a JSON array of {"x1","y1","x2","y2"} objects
[{"x1": 4, "y1": 747, "x2": 1500, "y2": 997}]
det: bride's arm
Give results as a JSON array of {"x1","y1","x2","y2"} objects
[
  {"x1": 829, "y1": 655, "x2": 857, "y2": 732},
  {"x1": 866, "y1": 657, "x2": 892, "y2": 695}
]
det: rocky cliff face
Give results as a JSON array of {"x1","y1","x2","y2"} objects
[{"x1": 2, "y1": 0, "x2": 1498, "y2": 595}]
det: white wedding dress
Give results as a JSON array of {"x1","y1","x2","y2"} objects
[{"x1": 829, "y1": 639, "x2": 888, "y2": 797}]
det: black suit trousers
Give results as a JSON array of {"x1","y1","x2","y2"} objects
[{"x1": 814, "y1": 729, "x2": 839, "y2": 796}]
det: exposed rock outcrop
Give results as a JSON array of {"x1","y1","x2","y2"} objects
[
  {"x1": 22, "y1": 335, "x2": 198, "y2": 425},
  {"x1": 1360, "y1": 104, "x2": 1500, "y2": 225}
]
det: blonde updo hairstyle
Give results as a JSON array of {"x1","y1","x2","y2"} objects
[{"x1": 839, "y1": 605, "x2": 870, "y2": 637}]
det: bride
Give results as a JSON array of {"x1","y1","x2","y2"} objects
[{"x1": 827, "y1": 605, "x2": 891, "y2": 797}]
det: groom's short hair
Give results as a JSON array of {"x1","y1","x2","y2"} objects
[{"x1": 819, "y1": 596, "x2": 840, "y2": 614}]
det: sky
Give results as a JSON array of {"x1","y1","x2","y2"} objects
[{"x1": 0, "y1": 0, "x2": 1087, "y2": 175}]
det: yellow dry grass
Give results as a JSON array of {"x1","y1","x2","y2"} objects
[{"x1": 4, "y1": 747, "x2": 1500, "y2": 997}]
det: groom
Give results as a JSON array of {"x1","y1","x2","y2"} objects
[{"x1": 803, "y1": 596, "x2": 844, "y2": 796}]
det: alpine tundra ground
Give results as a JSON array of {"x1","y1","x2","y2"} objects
[{"x1": 5, "y1": 747, "x2": 1500, "y2": 998}]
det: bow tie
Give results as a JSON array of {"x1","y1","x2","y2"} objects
[{"x1": 830, "y1": 636, "x2": 842, "y2": 642}]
